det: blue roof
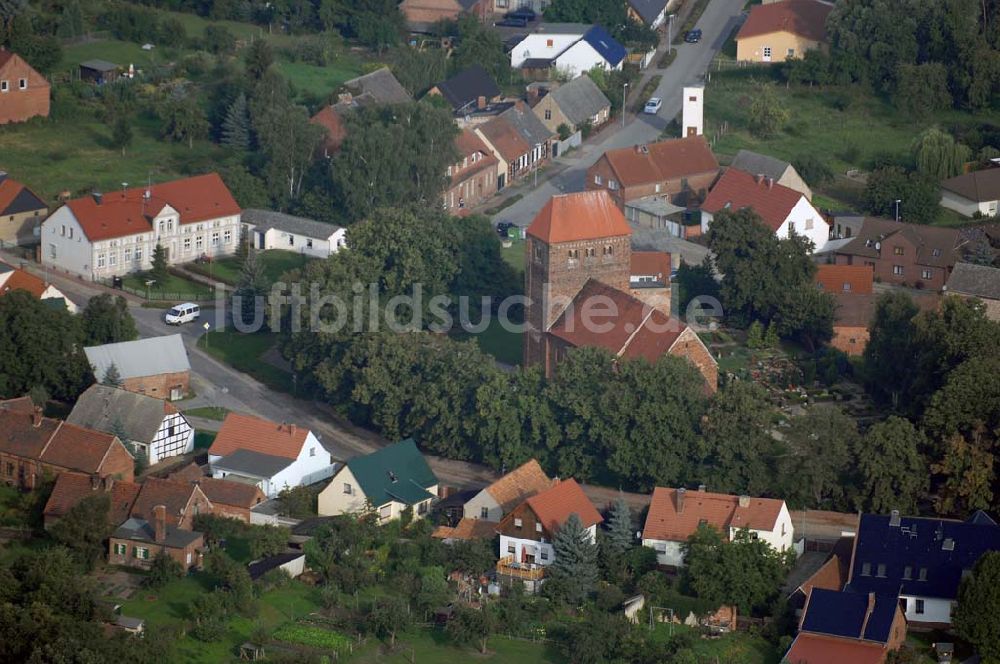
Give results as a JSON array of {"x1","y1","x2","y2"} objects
[
  {"x1": 848, "y1": 512, "x2": 1000, "y2": 601},
  {"x1": 581, "y1": 26, "x2": 626, "y2": 68},
  {"x1": 801, "y1": 588, "x2": 898, "y2": 643}
]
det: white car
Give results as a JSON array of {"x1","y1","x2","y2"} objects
[
  {"x1": 643, "y1": 97, "x2": 662, "y2": 114},
  {"x1": 165, "y1": 302, "x2": 200, "y2": 325}
]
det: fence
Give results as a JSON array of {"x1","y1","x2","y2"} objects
[{"x1": 96, "y1": 278, "x2": 216, "y2": 302}]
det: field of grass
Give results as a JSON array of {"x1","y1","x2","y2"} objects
[
  {"x1": 121, "y1": 271, "x2": 215, "y2": 300},
  {"x1": 187, "y1": 250, "x2": 314, "y2": 286},
  {"x1": 120, "y1": 573, "x2": 323, "y2": 664},
  {"x1": 454, "y1": 318, "x2": 523, "y2": 366},
  {"x1": 500, "y1": 238, "x2": 525, "y2": 274},
  {"x1": 183, "y1": 406, "x2": 229, "y2": 421},
  {"x1": 277, "y1": 58, "x2": 364, "y2": 99},
  {"x1": 198, "y1": 329, "x2": 293, "y2": 392},
  {"x1": 352, "y1": 629, "x2": 558, "y2": 664},
  {"x1": 60, "y1": 39, "x2": 163, "y2": 73}
]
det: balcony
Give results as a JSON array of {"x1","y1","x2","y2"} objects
[{"x1": 496, "y1": 555, "x2": 545, "y2": 581}]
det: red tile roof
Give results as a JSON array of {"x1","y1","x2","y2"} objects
[
  {"x1": 736, "y1": 0, "x2": 834, "y2": 42},
  {"x1": 168, "y1": 462, "x2": 207, "y2": 483},
  {"x1": 784, "y1": 633, "x2": 888, "y2": 664},
  {"x1": 620, "y1": 308, "x2": 688, "y2": 363},
  {"x1": 310, "y1": 106, "x2": 348, "y2": 153},
  {"x1": 0, "y1": 176, "x2": 44, "y2": 215},
  {"x1": 63, "y1": 173, "x2": 239, "y2": 242},
  {"x1": 0, "y1": 263, "x2": 47, "y2": 298},
  {"x1": 194, "y1": 477, "x2": 266, "y2": 509},
  {"x1": 525, "y1": 478, "x2": 603, "y2": 531},
  {"x1": 602, "y1": 136, "x2": 719, "y2": 187},
  {"x1": 432, "y1": 517, "x2": 499, "y2": 540},
  {"x1": 130, "y1": 477, "x2": 207, "y2": 525},
  {"x1": 43, "y1": 472, "x2": 140, "y2": 525},
  {"x1": 642, "y1": 487, "x2": 785, "y2": 542},
  {"x1": 451, "y1": 129, "x2": 498, "y2": 185},
  {"x1": 0, "y1": 409, "x2": 59, "y2": 458},
  {"x1": 702, "y1": 168, "x2": 805, "y2": 232},
  {"x1": 796, "y1": 553, "x2": 849, "y2": 597},
  {"x1": 527, "y1": 190, "x2": 631, "y2": 243},
  {"x1": 477, "y1": 116, "x2": 531, "y2": 162},
  {"x1": 833, "y1": 293, "x2": 939, "y2": 328},
  {"x1": 483, "y1": 459, "x2": 554, "y2": 513},
  {"x1": 815, "y1": 264, "x2": 873, "y2": 295},
  {"x1": 209, "y1": 412, "x2": 309, "y2": 460},
  {"x1": 0, "y1": 396, "x2": 35, "y2": 414},
  {"x1": 0, "y1": 50, "x2": 12, "y2": 69},
  {"x1": 630, "y1": 251, "x2": 671, "y2": 279},
  {"x1": 40, "y1": 422, "x2": 124, "y2": 474}
]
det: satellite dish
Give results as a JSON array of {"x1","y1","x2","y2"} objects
[{"x1": 874, "y1": 242, "x2": 881, "y2": 251}]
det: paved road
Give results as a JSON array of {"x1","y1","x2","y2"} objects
[{"x1": 492, "y1": 0, "x2": 746, "y2": 263}]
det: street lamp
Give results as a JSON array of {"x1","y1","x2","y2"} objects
[
  {"x1": 894, "y1": 199, "x2": 902, "y2": 222},
  {"x1": 533, "y1": 142, "x2": 542, "y2": 187},
  {"x1": 668, "y1": 14, "x2": 675, "y2": 47},
  {"x1": 622, "y1": 82, "x2": 629, "y2": 127}
]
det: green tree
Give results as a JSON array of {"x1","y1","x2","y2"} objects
[
  {"x1": 747, "y1": 82, "x2": 789, "y2": 138},
  {"x1": 110, "y1": 113, "x2": 133, "y2": 157},
  {"x1": 912, "y1": 127, "x2": 972, "y2": 179},
  {"x1": 697, "y1": 381, "x2": 777, "y2": 496},
  {"x1": 202, "y1": 24, "x2": 236, "y2": 54},
  {"x1": 547, "y1": 513, "x2": 599, "y2": 606},
  {"x1": 221, "y1": 92, "x2": 251, "y2": 151},
  {"x1": 773, "y1": 285, "x2": 835, "y2": 352},
  {"x1": 854, "y1": 416, "x2": 929, "y2": 513},
  {"x1": 953, "y1": 551, "x2": 1000, "y2": 662},
  {"x1": 232, "y1": 249, "x2": 268, "y2": 329},
  {"x1": 746, "y1": 320, "x2": 765, "y2": 349},
  {"x1": 930, "y1": 432, "x2": 995, "y2": 516},
  {"x1": 49, "y1": 493, "x2": 111, "y2": 570},
  {"x1": 895, "y1": 63, "x2": 952, "y2": 117},
  {"x1": 151, "y1": 243, "x2": 169, "y2": 282},
  {"x1": 57, "y1": 0, "x2": 85, "y2": 39},
  {"x1": 81, "y1": 294, "x2": 138, "y2": 345},
  {"x1": 863, "y1": 292, "x2": 922, "y2": 410},
  {"x1": 782, "y1": 407, "x2": 858, "y2": 509},
  {"x1": 415, "y1": 566, "x2": 449, "y2": 618},
  {"x1": 792, "y1": 154, "x2": 834, "y2": 186},
  {"x1": 923, "y1": 354, "x2": 1000, "y2": 443},
  {"x1": 367, "y1": 596, "x2": 411, "y2": 648},
  {"x1": 277, "y1": 485, "x2": 315, "y2": 518},
  {"x1": 450, "y1": 16, "x2": 512, "y2": 84},
  {"x1": 674, "y1": 258, "x2": 721, "y2": 319},
  {"x1": 102, "y1": 362, "x2": 123, "y2": 388},
  {"x1": 447, "y1": 605, "x2": 498, "y2": 654},
  {"x1": 244, "y1": 39, "x2": 273, "y2": 80},
  {"x1": 190, "y1": 590, "x2": 229, "y2": 641},
  {"x1": 146, "y1": 551, "x2": 184, "y2": 589},
  {"x1": 863, "y1": 166, "x2": 940, "y2": 224},
  {"x1": 248, "y1": 525, "x2": 291, "y2": 559},
  {"x1": 604, "y1": 497, "x2": 634, "y2": 557},
  {"x1": 160, "y1": 97, "x2": 209, "y2": 148}
]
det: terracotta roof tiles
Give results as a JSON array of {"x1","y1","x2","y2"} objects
[
  {"x1": 736, "y1": 0, "x2": 834, "y2": 42},
  {"x1": 642, "y1": 487, "x2": 784, "y2": 542},
  {"x1": 702, "y1": 168, "x2": 805, "y2": 232},
  {"x1": 815, "y1": 264, "x2": 874, "y2": 295},
  {"x1": 525, "y1": 478, "x2": 602, "y2": 531},
  {"x1": 783, "y1": 633, "x2": 887, "y2": 664},
  {"x1": 629, "y1": 251, "x2": 671, "y2": 279},
  {"x1": 484, "y1": 459, "x2": 554, "y2": 513},
  {"x1": 209, "y1": 412, "x2": 309, "y2": 460},
  {"x1": 432, "y1": 517, "x2": 499, "y2": 540},
  {"x1": 40, "y1": 422, "x2": 123, "y2": 474},
  {"x1": 43, "y1": 472, "x2": 140, "y2": 526},
  {"x1": 526, "y1": 190, "x2": 631, "y2": 243},
  {"x1": 130, "y1": 477, "x2": 209, "y2": 525},
  {"x1": 602, "y1": 136, "x2": 719, "y2": 187},
  {"x1": 194, "y1": 477, "x2": 266, "y2": 509},
  {"x1": 0, "y1": 396, "x2": 36, "y2": 414},
  {"x1": 477, "y1": 116, "x2": 531, "y2": 162}
]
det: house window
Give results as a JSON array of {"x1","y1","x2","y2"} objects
[
  {"x1": 223, "y1": 229, "x2": 232, "y2": 244},
  {"x1": 608, "y1": 180, "x2": 619, "y2": 191},
  {"x1": 507, "y1": 543, "x2": 515, "y2": 554},
  {"x1": 343, "y1": 483, "x2": 352, "y2": 494},
  {"x1": 903, "y1": 566, "x2": 912, "y2": 580},
  {"x1": 480, "y1": 507, "x2": 489, "y2": 519},
  {"x1": 894, "y1": 246, "x2": 904, "y2": 255},
  {"x1": 915, "y1": 600, "x2": 925, "y2": 615},
  {"x1": 306, "y1": 239, "x2": 313, "y2": 249},
  {"x1": 861, "y1": 562, "x2": 871, "y2": 576},
  {"x1": 186, "y1": 552, "x2": 192, "y2": 565},
  {"x1": 932, "y1": 248, "x2": 942, "y2": 257},
  {"x1": 19, "y1": 78, "x2": 26, "y2": 90},
  {"x1": 544, "y1": 109, "x2": 552, "y2": 120},
  {"x1": 0, "y1": 80, "x2": 7, "y2": 92},
  {"x1": 124, "y1": 248, "x2": 132, "y2": 262},
  {"x1": 655, "y1": 183, "x2": 662, "y2": 193},
  {"x1": 876, "y1": 563, "x2": 887, "y2": 578},
  {"x1": 379, "y1": 505, "x2": 391, "y2": 520},
  {"x1": 536, "y1": 522, "x2": 543, "y2": 533},
  {"x1": 762, "y1": 46, "x2": 772, "y2": 59},
  {"x1": 654, "y1": 542, "x2": 667, "y2": 553},
  {"x1": 781, "y1": 523, "x2": 786, "y2": 536},
  {"x1": 546, "y1": 39, "x2": 554, "y2": 47},
  {"x1": 787, "y1": 48, "x2": 795, "y2": 57},
  {"x1": 514, "y1": 518, "x2": 523, "y2": 529},
  {"x1": 183, "y1": 237, "x2": 191, "y2": 252},
  {"x1": 918, "y1": 568, "x2": 927, "y2": 581},
  {"x1": 308, "y1": 447, "x2": 316, "y2": 457},
  {"x1": 135, "y1": 546, "x2": 149, "y2": 560},
  {"x1": 211, "y1": 232, "x2": 220, "y2": 246},
  {"x1": 135, "y1": 247, "x2": 142, "y2": 261},
  {"x1": 805, "y1": 218, "x2": 814, "y2": 230},
  {"x1": 842, "y1": 283, "x2": 851, "y2": 292},
  {"x1": 788, "y1": 221, "x2": 796, "y2": 235},
  {"x1": 115, "y1": 543, "x2": 126, "y2": 555},
  {"x1": 49, "y1": 244, "x2": 57, "y2": 260},
  {"x1": 540, "y1": 549, "x2": 549, "y2": 561},
  {"x1": 196, "y1": 236, "x2": 203, "y2": 251},
  {"x1": 108, "y1": 252, "x2": 117, "y2": 267},
  {"x1": 921, "y1": 269, "x2": 932, "y2": 280},
  {"x1": 60, "y1": 225, "x2": 65, "y2": 237},
  {"x1": 893, "y1": 265, "x2": 904, "y2": 276},
  {"x1": 417, "y1": 501, "x2": 428, "y2": 515},
  {"x1": 594, "y1": 174, "x2": 602, "y2": 185},
  {"x1": 167, "y1": 425, "x2": 175, "y2": 437},
  {"x1": 5, "y1": 462, "x2": 12, "y2": 476},
  {"x1": 688, "y1": 96, "x2": 696, "y2": 102},
  {"x1": 288, "y1": 234, "x2": 294, "y2": 246},
  {"x1": 97, "y1": 253, "x2": 106, "y2": 268}
]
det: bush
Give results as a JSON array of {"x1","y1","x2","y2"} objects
[
  {"x1": 792, "y1": 154, "x2": 833, "y2": 186},
  {"x1": 272, "y1": 623, "x2": 352, "y2": 651},
  {"x1": 145, "y1": 551, "x2": 184, "y2": 589}
]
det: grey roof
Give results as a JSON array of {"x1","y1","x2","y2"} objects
[
  {"x1": 80, "y1": 59, "x2": 119, "y2": 72},
  {"x1": 625, "y1": 195, "x2": 686, "y2": 218},
  {"x1": 627, "y1": 0, "x2": 667, "y2": 25},
  {"x1": 214, "y1": 448, "x2": 293, "y2": 479},
  {"x1": 534, "y1": 23, "x2": 593, "y2": 34},
  {"x1": 85, "y1": 335, "x2": 190, "y2": 381},
  {"x1": 115, "y1": 616, "x2": 145, "y2": 630},
  {"x1": 113, "y1": 517, "x2": 202, "y2": 549},
  {"x1": 941, "y1": 167, "x2": 1000, "y2": 203},
  {"x1": 730, "y1": 150, "x2": 793, "y2": 182},
  {"x1": 342, "y1": 67, "x2": 412, "y2": 105},
  {"x1": 946, "y1": 262, "x2": 1000, "y2": 300},
  {"x1": 67, "y1": 384, "x2": 179, "y2": 444},
  {"x1": 520, "y1": 58, "x2": 554, "y2": 69},
  {"x1": 247, "y1": 552, "x2": 304, "y2": 580},
  {"x1": 242, "y1": 209, "x2": 343, "y2": 240},
  {"x1": 500, "y1": 106, "x2": 555, "y2": 146},
  {"x1": 434, "y1": 64, "x2": 501, "y2": 113},
  {"x1": 548, "y1": 75, "x2": 611, "y2": 126}
]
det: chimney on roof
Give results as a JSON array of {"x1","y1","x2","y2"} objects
[
  {"x1": 477, "y1": 95, "x2": 487, "y2": 110},
  {"x1": 93, "y1": 192, "x2": 103, "y2": 205},
  {"x1": 755, "y1": 173, "x2": 763, "y2": 184},
  {"x1": 676, "y1": 487, "x2": 685, "y2": 513},
  {"x1": 103, "y1": 475, "x2": 114, "y2": 492},
  {"x1": 153, "y1": 504, "x2": 167, "y2": 543},
  {"x1": 289, "y1": 423, "x2": 296, "y2": 435},
  {"x1": 889, "y1": 510, "x2": 901, "y2": 527},
  {"x1": 337, "y1": 92, "x2": 353, "y2": 105},
  {"x1": 91, "y1": 474, "x2": 101, "y2": 490},
  {"x1": 698, "y1": 484, "x2": 706, "y2": 492},
  {"x1": 32, "y1": 407, "x2": 42, "y2": 428},
  {"x1": 738, "y1": 495, "x2": 750, "y2": 508},
  {"x1": 859, "y1": 593, "x2": 876, "y2": 639},
  {"x1": 766, "y1": 177, "x2": 774, "y2": 190}
]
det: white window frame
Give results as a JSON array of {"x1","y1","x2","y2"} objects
[
  {"x1": 0, "y1": 80, "x2": 7, "y2": 93},
  {"x1": 921, "y1": 269, "x2": 932, "y2": 280},
  {"x1": 18, "y1": 78, "x2": 27, "y2": 90}
]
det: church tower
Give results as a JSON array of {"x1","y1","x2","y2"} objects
[{"x1": 523, "y1": 190, "x2": 632, "y2": 369}]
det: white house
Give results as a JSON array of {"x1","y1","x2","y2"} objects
[
  {"x1": 701, "y1": 167, "x2": 829, "y2": 250},
  {"x1": 642, "y1": 487, "x2": 794, "y2": 567},
  {"x1": 66, "y1": 384, "x2": 194, "y2": 465},
  {"x1": 496, "y1": 478, "x2": 602, "y2": 589},
  {"x1": 939, "y1": 167, "x2": 1000, "y2": 218},
  {"x1": 847, "y1": 510, "x2": 1000, "y2": 626},
  {"x1": 462, "y1": 458, "x2": 553, "y2": 523},
  {"x1": 208, "y1": 413, "x2": 334, "y2": 498},
  {"x1": 318, "y1": 439, "x2": 438, "y2": 524},
  {"x1": 241, "y1": 208, "x2": 346, "y2": 259},
  {"x1": 40, "y1": 173, "x2": 241, "y2": 280},
  {"x1": 511, "y1": 25, "x2": 626, "y2": 79}
]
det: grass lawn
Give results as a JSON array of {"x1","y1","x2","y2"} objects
[
  {"x1": 500, "y1": 238, "x2": 526, "y2": 275},
  {"x1": 276, "y1": 57, "x2": 364, "y2": 99},
  {"x1": 121, "y1": 271, "x2": 215, "y2": 301},
  {"x1": 351, "y1": 628, "x2": 559, "y2": 664},
  {"x1": 187, "y1": 250, "x2": 314, "y2": 286},
  {"x1": 453, "y1": 318, "x2": 523, "y2": 366},
  {"x1": 647, "y1": 625, "x2": 781, "y2": 664},
  {"x1": 705, "y1": 72, "x2": 1000, "y2": 223},
  {"x1": 183, "y1": 406, "x2": 229, "y2": 421},
  {"x1": 198, "y1": 329, "x2": 294, "y2": 393},
  {"x1": 120, "y1": 573, "x2": 322, "y2": 664},
  {"x1": 60, "y1": 39, "x2": 163, "y2": 73}
]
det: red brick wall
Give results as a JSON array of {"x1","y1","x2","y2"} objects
[
  {"x1": 668, "y1": 328, "x2": 718, "y2": 393},
  {"x1": 211, "y1": 502, "x2": 252, "y2": 523},
  {"x1": 108, "y1": 535, "x2": 203, "y2": 570},
  {"x1": 122, "y1": 371, "x2": 190, "y2": 400},
  {"x1": 1, "y1": 452, "x2": 132, "y2": 489},
  {"x1": 831, "y1": 324, "x2": 868, "y2": 356},
  {"x1": 833, "y1": 239, "x2": 949, "y2": 291},
  {"x1": 443, "y1": 166, "x2": 498, "y2": 212},
  {"x1": 0, "y1": 55, "x2": 50, "y2": 124},
  {"x1": 179, "y1": 490, "x2": 214, "y2": 530},
  {"x1": 99, "y1": 442, "x2": 136, "y2": 484},
  {"x1": 584, "y1": 157, "x2": 718, "y2": 208}
]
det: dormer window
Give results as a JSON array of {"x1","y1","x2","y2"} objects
[
  {"x1": 514, "y1": 518, "x2": 523, "y2": 528},
  {"x1": 388, "y1": 471, "x2": 398, "y2": 483},
  {"x1": 861, "y1": 562, "x2": 871, "y2": 576}
]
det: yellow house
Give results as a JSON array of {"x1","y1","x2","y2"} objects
[{"x1": 735, "y1": 0, "x2": 833, "y2": 64}]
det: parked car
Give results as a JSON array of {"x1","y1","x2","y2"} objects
[
  {"x1": 496, "y1": 221, "x2": 515, "y2": 238},
  {"x1": 684, "y1": 29, "x2": 702, "y2": 43},
  {"x1": 643, "y1": 97, "x2": 663, "y2": 114},
  {"x1": 496, "y1": 16, "x2": 528, "y2": 27},
  {"x1": 165, "y1": 302, "x2": 200, "y2": 325},
  {"x1": 505, "y1": 7, "x2": 536, "y2": 21}
]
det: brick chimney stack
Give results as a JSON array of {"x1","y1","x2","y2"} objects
[
  {"x1": 859, "y1": 592, "x2": 877, "y2": 639},
  {"x1": 676, "y1": 487, "x2": 685, "y2": 514},
  {"x1": 738, "y1": 495, "x2": 750, "y2": 508},
  {"x1": 153, "y1": 504, "x2": 167, "y2": 543},
  {"x1": 32, "y1": 407, "x2": 43, "y2": 428},
  {"x1": 91, "y1": 474, "x2": 101, "y2": 490}
]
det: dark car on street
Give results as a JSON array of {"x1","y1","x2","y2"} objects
[
  {"x1": 684, "y1": 28, "x2": 702, "y2": 43},
  {"x1": 505, "y1": 7, "x2": 536, "y2": 21},
  {"x1": 496, "y1": 16, "x2": 528, "y2": 27}
]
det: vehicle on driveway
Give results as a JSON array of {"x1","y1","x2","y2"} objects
[
  {"x1": 496, "y1": 16, "x2": 528, "y2": 27},
  {"x1": 505, "y1": 7, "x2": 536, "y2": 21},
  {"x1": 165, "y1": 302, "x2": 200, "y2": 325},
  {"x1": 496, "y1": 221, "x2": 515, "y2": 238},
  {"x1": 684, "y1": 29, "x2": 702, "y2": 43},
  {"x1": 643, "y1": 97, "x2": 663, "y2": 114}
]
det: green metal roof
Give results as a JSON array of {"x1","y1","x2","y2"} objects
[{"x1": 347, "y1": 439, "x2": 437, "y2": 508}]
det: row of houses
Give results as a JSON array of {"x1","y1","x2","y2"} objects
[{"x1": 398, "y1": 0, "x2": 679, "y2": 32}]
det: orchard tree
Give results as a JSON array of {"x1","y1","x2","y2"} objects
[
  {"x1": 367, "y1": 596, "x2": 411, "y2": 648},
  {"x1": 447, "y1": 605, "x2": 498, "y2": 655},
  {"x1": 146, "y1": 551, "x2": 184, "y2": 589},
  {"x1": 863, "y1": 166, "x2": 939, "y2": 224},
  {"x1": 110, "y1": 113, "x2": 133, "y2": 157},
  {"x1": 747, "y1": 82, "x2": 789, "y2": 138},
  {"x1": 853, "y1": 416, "x2": 928, "y2": 513},
  {"x1": 930, "y1": 433, "x2": 995, "y2": 516},
  {"x1": 953, "y1": 552, "x2": 1000, "y2": 662}
]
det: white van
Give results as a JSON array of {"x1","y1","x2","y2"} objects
[{"x1": 165, "y1": 302, "x2": 200, "y2": 325}]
